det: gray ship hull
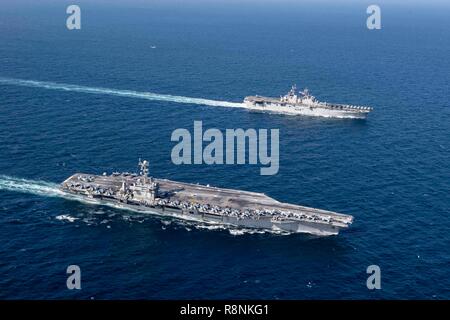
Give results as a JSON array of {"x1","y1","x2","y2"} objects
[
  {"x1": 243, "y1": 86, "x2": 372, "y2": 119},
  {"x1": 244, "y1": 100, "x2": 369, "y2": 119},
  {"x1": 61, "y1": 172, "x2": 353, "y2": 236}
]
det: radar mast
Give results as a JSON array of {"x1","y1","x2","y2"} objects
[{"x1": 138, "y1": 158, "x2": 150, "y2": 184}]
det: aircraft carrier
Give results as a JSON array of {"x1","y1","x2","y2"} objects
[
  {"x1": 244, "y1": 85, "x2": 373, "y2": 119},
  {"x1": 60, "y1": 160, "x2": 353, "y2": 236}
]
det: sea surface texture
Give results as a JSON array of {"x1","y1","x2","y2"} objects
[{"x1": 0, "y1": 1, "x2": 449, "y2": 299}]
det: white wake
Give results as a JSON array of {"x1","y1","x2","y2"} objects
[
  {"x1": 0, "y1": 175, "x2": 64, "y2": 198},
  {"x1": 0, "y1": 175, "x2": 95, "y2": 205},
  {"x1": 0, "y1": 77, "x2": 244, "y2": 108}
]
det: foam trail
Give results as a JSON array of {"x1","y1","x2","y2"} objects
[
  {"x1": 0, "y1": 175, "x2": 127, "y2": 210},
  {"x1": 0, "y1": 175, "x2": 64, "y2": 198},
  {"x1": 0, "y1": 77, "x2": 244, "y2": 108},
  {"x1": 0, "y1": 175, "x2": 93, "y2": 205}
]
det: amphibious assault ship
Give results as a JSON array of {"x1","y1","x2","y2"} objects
[
  {"x1": 244, "y1": 85, "x2": 373, "y2": 119},
  {"x1": 60, "y1": 160, "x2": 353, "y2": 236}
]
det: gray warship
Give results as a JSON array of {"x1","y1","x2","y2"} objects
[
  {"x1": 244, "y1": 85, "x2": 373, "y2": 119},
  {"x1": 61, "y1": 160, "x2": 353, "y2": 236}
]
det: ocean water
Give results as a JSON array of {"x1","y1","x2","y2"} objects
[{"x1": 0, "y1": 0, "x2": 449, "y2": 299}]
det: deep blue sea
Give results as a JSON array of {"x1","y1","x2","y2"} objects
[{"x1": 0, "y1": 0, "x2": 449, "y2": 299}]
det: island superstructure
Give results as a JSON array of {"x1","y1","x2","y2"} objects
[
  {"x1": 60, "y1": 160, "x2": 353, "y2": 236},
  {"x1": 244, "y1": 85, "x2": 373, "y2": 119}
]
